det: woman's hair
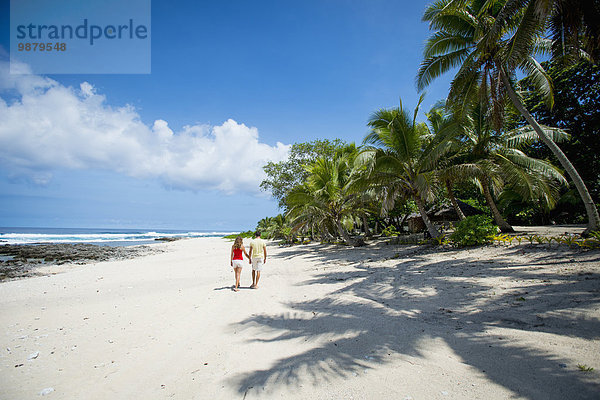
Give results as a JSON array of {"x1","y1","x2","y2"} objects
[{"x1": 233, "y1": 236, "x2": 243, "y2": 249}]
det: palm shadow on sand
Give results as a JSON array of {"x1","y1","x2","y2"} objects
[{"x1": 227, "y1": 242, "x2": 600, "y2": 399}]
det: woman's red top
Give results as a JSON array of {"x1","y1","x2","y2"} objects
[{"x1": 233, "y1": 248, "x2": 243, "y2": 260}]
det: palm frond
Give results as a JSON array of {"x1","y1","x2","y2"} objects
[
  {"x1": 504, "y1": 0, "x2": 543, "y2": 70},
  {"x1": 505, "y1": 125, "x2": 569, "y2": 147},
  {"x1": 519, "y1": 55, "x2": 554, "y2": 108},
  {"x1": 424, "y1": 31, "x2": 473, "y2": 58},
  {"x1": 417, "y1": 48, "x2": 472, "y2": 91}
]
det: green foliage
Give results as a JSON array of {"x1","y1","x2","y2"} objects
[
  {"x1": 223, "y1": 231, "x2": 254, "y2": 240},
  {"x1": 450, "y1": 215, "x2": 498, "y2": 247},
  {"x1": 255, "y1": 214, "x2": 296, "y2": 243},
  {"x1": 525, "y1": 235, "x2": 537, "y2": 245},
  {"x1": 517, "y1": 60, "x2": 600, "y2": 222},
  {"x1": 507, "y1": 233, "x2": 600, "y2": 249},
  {"x1": 577, "y1": 364, "x2": 594, "y2": 372},
  {"x1": 557, "y1": 234, "x2": 579, "y2": 248},
  {"x1": 578, "y1": 238, "x2": 600, "y2": 250},
  {"x1": 260, "y1": 139, "x2": 348, "y2": 208},
  {"x1": 430, "y1": 234, "x2": 449, "y2": 246},
  {"x1": 381, "y1": 225, "x2": 401, "y2": 237},
  {"x1": 492, "y1": 233, "x2": 514, "y2": 246},
  {"x1": 460, "y1": 198, "x2": 489, "y2": 215},
  {"x1": 362, "y1": 95, "x2": 448, "y2": 239},
  {"x1": 286, "y1": 146, "x2": 368, "y2": 246},
  {"x1": 417, "y1": 0, "x2": 599, "y2": 231}
]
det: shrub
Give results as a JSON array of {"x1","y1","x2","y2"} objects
[
  {"x1": 450, "y1": 215, "x2": 498, "y2": 246},
  {"x1": 382, "y1": 225, "x2": 401, "y2": 237},
  {"x1": 223, "y1": 230, "x2": 254, "y2": 240}
]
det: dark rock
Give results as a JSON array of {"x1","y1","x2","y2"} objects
[
  {"x1": 154, "y1": 237, "x2": 181, "y2": 242},
  {"x1": 0, "y1": 243, "x2": 161, "y2": 282}
]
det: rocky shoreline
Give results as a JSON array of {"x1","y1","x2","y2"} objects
[{"x1": 0, "y1": 243, "x2": 161, "y2": 281}]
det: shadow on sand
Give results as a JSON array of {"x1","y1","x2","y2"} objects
[{"x1": 228, "y1": 242, "x2": 600, "y2": 399}]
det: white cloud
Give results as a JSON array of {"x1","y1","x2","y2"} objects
[{"x1": 0, "y1": 62, "x2": 289, "y2": 193}]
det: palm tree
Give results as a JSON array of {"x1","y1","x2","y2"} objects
[
  {"x1": 361, "y1": 96, "x2": 453, "y2": 239},
  {"x1": 439, "y1": 100, "x2": 568, "y2": 232},
  {"x1": 256, "y1": 217, "x2": 273, "y2": 235},
  {"x1": 417, "y1": 0, "x2": 600, "y2": 234},
  {"x1": 425, "y1": 102, "x2": 467, "y2": 220},
  {"x1": 499, "y1": 0, "x2": 600, "y2": 62},
  {"x1": 286, "y1": 183, "x2": 332, "y2": 242},
  {"x1": 287, "y1": 148, "x2": 364, "y2": 246}
]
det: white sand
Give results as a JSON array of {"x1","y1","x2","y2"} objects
[{"x1": 1, "y1": 237, "x2": 599, "y2": 399}]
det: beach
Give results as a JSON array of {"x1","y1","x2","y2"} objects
[{"x1": 1, "y1": 236, "x2": 599, "y2": 399}]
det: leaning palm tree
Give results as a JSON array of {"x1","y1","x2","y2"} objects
[
  {"x1": 417, "y1": 0, "x2": 600, "y2": 234},
  {"x1": 361, "y1": 96, "x2": 453, "y2": 239}
]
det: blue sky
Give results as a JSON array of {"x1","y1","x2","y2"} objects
[{"x1": 0, "y1": 0, "x2": 453, "y2": 231}]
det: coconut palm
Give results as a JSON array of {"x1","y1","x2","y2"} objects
[
  {"x1": 425, "y1": 102, "x2": 468, "y2": 220},
  {"x1": 496, "y1": 0, "x2": 600, "y2": 62},
  {"x1": 286, "y1": 183, "x2": 332, "y2": 241},
  {"x1": 417, "y1": 0, "x2": 600, "y2": 234},
  {"x1": 361, "y1": 96, "x2": 454, "y2": 239},
  {"x1": 287, "y1": 148, "x2": 364, "y2": 246},
  {"x1": 256, "y1": 217, "x2": 274, "y2": 235},
  {"x1": 439, "y1": 100, "x2": 568, "y2": 232}
]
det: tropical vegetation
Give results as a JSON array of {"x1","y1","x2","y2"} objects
[{"x1": 252, "y1": 0, "x2": 599, "y2": 246}]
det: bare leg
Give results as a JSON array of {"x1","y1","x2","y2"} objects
[
  {"x1": 251, "y1": 270, "x2": 256, "y2": 288},
  {"x1": 234, "y1": 267, "x2": 241, "y2": 291},
  {"x1": 254, "y1": 271, "x2": 260, "y2": 289}
]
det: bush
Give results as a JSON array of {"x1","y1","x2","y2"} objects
[
  {"x1": 450, "y1": 215, "x2": 498, "y2": 246},
  {"x1": 382, "y1": 225, "x2": 401, "y2": 237},
  {"x1": 223, "y1": 230, "x2": 254, "y2": 240}
]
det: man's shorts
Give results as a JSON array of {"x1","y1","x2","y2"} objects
[
  {"x1": 232, "y1": 259, "x2": 244, "y2": 269},
  {"x1": 252, "y1": 257, "x2": 264, "y2": 271}
]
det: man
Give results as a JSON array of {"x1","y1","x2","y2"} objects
[{"x1": 248, "y1": 230, "x2": 267, "y2": 289}]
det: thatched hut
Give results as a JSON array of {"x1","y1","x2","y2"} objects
[{"x1": 406, "y1": 200, "x2": 484, "y2": 233}]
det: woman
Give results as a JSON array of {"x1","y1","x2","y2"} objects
[{"x1": 230, "y1": 236, "x2": 250, "y2": 291}]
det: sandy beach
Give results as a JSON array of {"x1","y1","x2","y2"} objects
[{"x1": 1, "y1": 236, "x2": 599, "y2": 399}]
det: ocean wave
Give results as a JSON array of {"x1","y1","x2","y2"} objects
[{"x1": 0, "y1": 230, "x2": 236, "y2": 245}]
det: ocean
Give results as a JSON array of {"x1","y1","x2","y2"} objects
[{"x1": 0, "y1": 227, "x2": 237, "y2": 246}]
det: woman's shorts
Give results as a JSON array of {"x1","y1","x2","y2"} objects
[{"x1": 232, "y1": 259, "x2": 244, "y2": 269}]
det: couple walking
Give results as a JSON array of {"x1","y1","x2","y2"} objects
[{"x1": 230, "y1": 231, "x2": 267, "y2": 292}]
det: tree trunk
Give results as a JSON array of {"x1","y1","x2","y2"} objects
[
  {"x1": 361, "y1": 213, "x2": 371, "y2": 238},
  {"x1": 320, "y1": 226, "x2": 334, "y2": 242},
  {"x1": 482, "y1": 176, "x2": 514, "y2": 233},
  {"x1": 399, "y1": 213, "x2": 409, "y2": 232},
  {"x1": 446, "y1": 179, "x2": 465, "y2": 220},
  {"x1": 335, "y1": 218, "x2": 357, "y2": 246},
  {"x1": 414, "y1": 195, "x2": 441, "y2": 238},
  {"x1": 501, "y1": 68, "x2": 599, "y2": 235}
]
